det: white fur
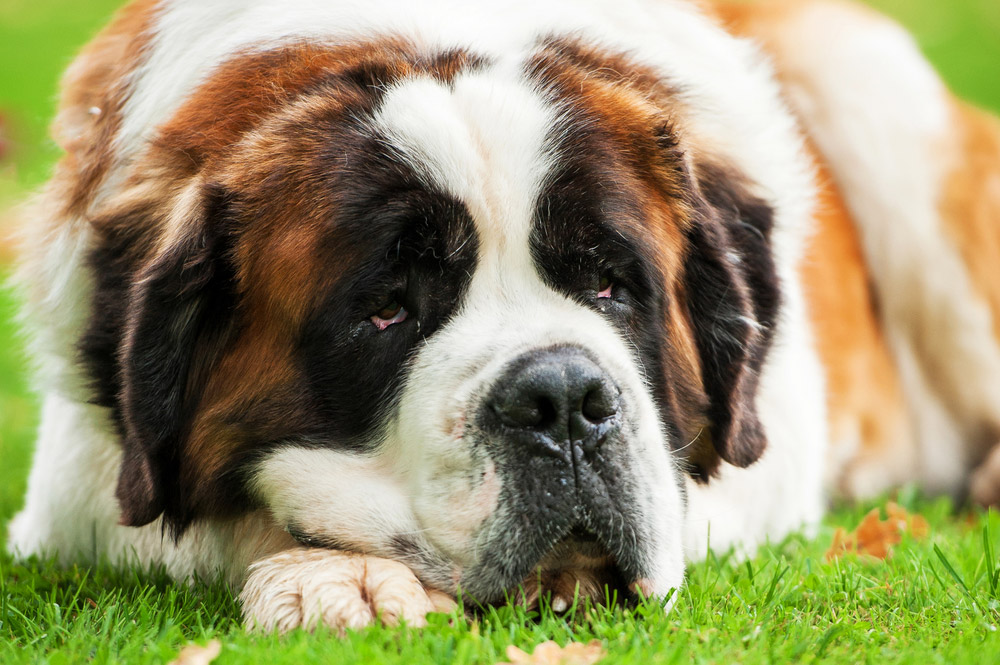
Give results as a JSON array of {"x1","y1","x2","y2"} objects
[
  {"x1": 251, "y1": 448, "x2": 420, "y2": 556},
  {"x1": 8, "y1": 394, "x2": 294, "y2": 586},
  {"x1": 10, "y1": 0, "x2": 824, "y2": 605}
]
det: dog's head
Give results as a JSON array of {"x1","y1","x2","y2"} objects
[{"x1": 82, "y1": 37, "x2": 779, "y2": 604}]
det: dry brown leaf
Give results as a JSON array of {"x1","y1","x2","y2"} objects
[
  {"x1": 825, "y1": 502, "x2": 929, "y2": 561},
  {"x1": 887, "y1": 502, "x2": 930, "y2": 538},
  {"x1": 168, "y1": 640, "x2": 222, "y2": 665},
  {"x1": 501, "y1": 639, "x2": 605, "y2": 665}
]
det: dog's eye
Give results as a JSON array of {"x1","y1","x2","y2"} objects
[
  {"x1": 371, "y1": 299, "x2": 407, "y2": 331},
  {"x1": 597, "y1": 273, "x2": 613, "y2": 299}
]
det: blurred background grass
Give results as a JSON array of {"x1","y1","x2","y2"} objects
[{"x1": 0, "y1": 0, "x2": 998, "y2": 527}]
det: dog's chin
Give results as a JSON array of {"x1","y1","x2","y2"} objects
[{"x1": 508, "y1": 529, "x2": 635, "y2": 611}]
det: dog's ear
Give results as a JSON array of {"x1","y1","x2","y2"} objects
[
  {"x1": 681, "y1": 162, "x2": 780, "y2": 477},
  {"x1": 114, "y1": 184, "x2": 237, "y2": 532}
]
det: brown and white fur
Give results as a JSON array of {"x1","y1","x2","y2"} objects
[{"x1": 7, "y1": 0, "x2": 999, "y2": 632}]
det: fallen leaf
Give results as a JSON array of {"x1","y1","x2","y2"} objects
[
  {"x1": 501, "y1": 640, "x2": 605, "y2": 665},
  {"x1": 887, "y1": 502, "x2": 930, "y2": 539},
  {"x1": 961, "y1": 510, "x2": 982, "y2": 532},
  {"x1": 167, "y1": 640, "x2": 222, "y2": 665},
  {"x1": 825, "y1": 502, "x2": 929, "y2": 561}
]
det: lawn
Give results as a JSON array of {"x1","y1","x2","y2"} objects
[{"x1": 1, "y1": 1, "x2": 999, "y2": 664}]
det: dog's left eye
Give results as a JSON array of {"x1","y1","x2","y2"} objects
[{"x1": 371, "y1": 299, "x2": 407, "y2": 331}]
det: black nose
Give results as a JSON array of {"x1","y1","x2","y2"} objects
[{"x1": 487, "y1": 347, "x2": 621, "y2": 456}]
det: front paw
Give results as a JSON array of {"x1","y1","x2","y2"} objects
[{"x1": 239, "y1": 547, "x2": 456, "y2": 633}]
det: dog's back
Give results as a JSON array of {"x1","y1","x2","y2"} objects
[{"x1": 715, "y1": 0, "x2": 1000, "y2": 506}]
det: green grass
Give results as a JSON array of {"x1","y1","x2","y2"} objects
[
  {"x1": 0, "y1": 0, "x2": 123, "y2": 207},
  {"x1": 1, "y1": 0, "x2": 999, "y2": 663},
  {"x1": 0, "y1": 269, "x2": 35, "y2": 524},
  {"x1": 2, "y1": 483, "x2": 998, "y2": 663},
  {"x1": 864, "y1": 0, "x2": 1000, "y2": 115}
]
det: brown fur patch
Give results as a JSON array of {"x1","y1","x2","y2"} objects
[
  {"x1": 940, "y1": 103, "x2": 1000, "y2": 343},
  {"x1": 527, "y1": 39, "x2": 708, "y2": 450},
  {"x1": 800, "y1": 156, "x2": 912, "y2": 494},
  {"x1": 710, "y1": 0, "x2": 883, "y2": 36},
  {"x1": 528, "y1": 38, "x2": 781, "y2": 476},
  {"x1": 79, "y1": 41, "x2": 486, "y2": 531},
  {"x1": 528, "y1": 39, "x2": 691, "y2": 262},
  {"x1": 155, "y1": 41, "x2": 487, "y2": 176},
  {"x1": 51, "y1": 0, "x2": 160, "y2": 216},
  {"x1": 148, "y1": 41, "x2": 488, "y2": 326}
]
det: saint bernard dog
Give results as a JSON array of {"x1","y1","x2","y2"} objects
[{"x1": 8, "y1": 0, "x2": 1000, "y2": 633}]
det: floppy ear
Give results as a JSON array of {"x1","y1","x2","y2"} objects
[
  {"x1": 682, "y1": 162, "x2": 780, "y2": 476},
  {"x1": 114, "y1": 185, "x2": 237, "y2": 531}
]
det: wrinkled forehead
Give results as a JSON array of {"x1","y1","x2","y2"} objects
[
  {"x1": 185, "y1": 41, "x2": 682, "y2": 323},
  {"x1": 370, "y1": 67, "x2": 556, "y2": 271}
]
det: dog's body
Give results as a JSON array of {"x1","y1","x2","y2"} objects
[{"x1": 8, "y1": 0, "x2": 1000, "y2": 630}]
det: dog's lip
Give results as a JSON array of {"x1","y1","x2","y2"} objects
[
  {"x1": 513, "y1": 529, "x2": 639, "y2": 612},
  {"x1": 538, "y1": 529, "x2": 610, "y2": 569}
]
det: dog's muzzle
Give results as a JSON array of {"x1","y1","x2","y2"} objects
[{"x1": 462, "y1": 345, "x2": 649, "y2": 603}]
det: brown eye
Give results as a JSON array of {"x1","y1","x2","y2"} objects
[
  {"x1": 597, "y1": 274, "x2": 613, "y2": 298},
  {"x1": 377, "y1": 300, "x2": 402, "y2": 320},
  {"x1": 371, "y1": 299, "x2": 407, "y2": 330}
]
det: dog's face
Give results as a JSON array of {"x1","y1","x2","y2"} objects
[{"x1": 87, "y1": 39, "x2": 779, "y2": 604}]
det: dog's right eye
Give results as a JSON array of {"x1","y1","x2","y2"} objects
[
  {"x1": 371, "y1": 299, "x2": 407, "y2": 331},
  {"x1": 597, "y1": 273, "x2": 613, "y2": 299}
]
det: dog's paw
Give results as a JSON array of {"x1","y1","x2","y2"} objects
[
  {"x1": 970, "y1": 443, "x2": 1000, "y2": 508},
  {"x1": 239, "y1": 548, "x2": 456, "y2": 634}
]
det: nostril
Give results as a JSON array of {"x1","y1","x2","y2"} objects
[
  {"x1": 494, "y1": 394, "x2": 559, "y2": 431},
  {"x1": 581, "y1": 385, "x2": 620, "y2": 423},
  {"x1": 535, "y1": 395, "x2": 558, "y2": 431}
]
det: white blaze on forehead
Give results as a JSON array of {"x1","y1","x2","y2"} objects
[
  {"x1": 371, "y1": 67, "x2": 687, "y2": 590},
  {"x1": 371, "y1": 68, "x2": 556, "y2": 270}
]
